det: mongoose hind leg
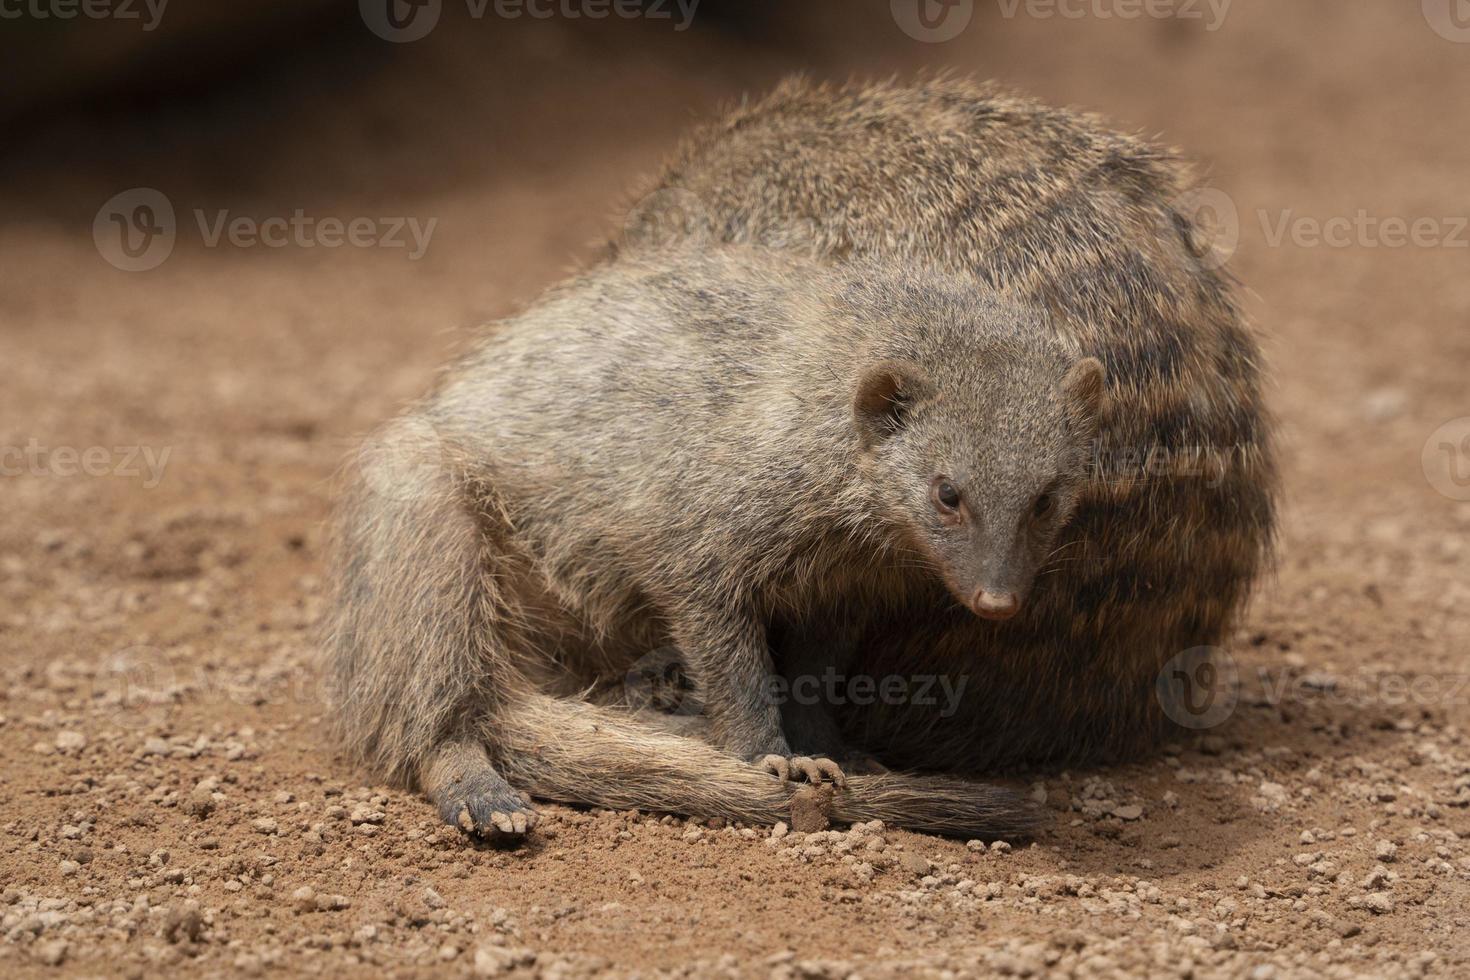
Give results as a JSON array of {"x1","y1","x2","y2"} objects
[{"x1": 422, "y1": 739, "x2": 537, "y2": 841}]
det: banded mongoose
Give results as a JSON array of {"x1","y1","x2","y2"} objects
[
  {"x1": 620, "y1": 76, "x2": 1277, "y2": 771},
  {"x1": 326, "y1": 245, "x2": 1103, "y2": 839}
]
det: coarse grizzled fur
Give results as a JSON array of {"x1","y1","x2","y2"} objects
[
  {"x1": 325, "y1": 243, "x2": 1106, "y2": 840},
  {"x1": 613, "y1": 75, "x2": 1277, "y2": 772}
]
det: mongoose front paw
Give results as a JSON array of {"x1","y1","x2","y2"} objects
[
  {"x1": 758, "y1": 754, "x2": 848, "y2": 789},
  {"x1": 434, "y1": 773, "x2": 538, "y2": 841}
]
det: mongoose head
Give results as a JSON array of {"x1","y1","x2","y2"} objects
[{"x1": 850, "y1": 299, "x2": 1105, "y2": 622}]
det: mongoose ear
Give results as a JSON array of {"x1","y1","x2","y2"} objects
[
  {"x1": 853, "y1": 359, "x2": 931, "y2": 450},
  {"x1": 1061, "y1": 356, "x2": 1107, "y2": 424}
]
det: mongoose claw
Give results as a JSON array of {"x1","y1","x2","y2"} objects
[
  {"x1": 797, "y1": 756, "x2": 848, "y2": 789},
  {"x1": 759, "y1": 754, "x2": 848, "y2": 789},
  {"x1": 436, "y1": 775, "x2": 538, "y2": 841},
  {"x1": 488, "y1": 809, "x2": 534, "y2": 836},
  {"x1": 451, "y1": 800, "x2": 537, "y2": 840},
  {"x1": 758, "y1": 754, "x2": 792, "y2": 782}
]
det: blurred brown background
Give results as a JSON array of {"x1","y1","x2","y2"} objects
[{"x1": 2, "y1": 2, "x2": 1468, "y2": 976}]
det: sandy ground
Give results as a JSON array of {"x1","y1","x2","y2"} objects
[{"x1": 3, "y1": 1, "x2": 1470, "y2": 976}]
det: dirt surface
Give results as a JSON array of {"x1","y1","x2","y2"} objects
[{"x1": 3, "y1": 2, "x2": 1470, "y2": 976}]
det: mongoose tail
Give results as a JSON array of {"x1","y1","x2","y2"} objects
[{"x1": 490, "y1": 691, "x2": 1039, "y2": 840}]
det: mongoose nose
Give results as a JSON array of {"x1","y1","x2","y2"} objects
[{"x1": 971, "y1": 590, "x2": 1020, "y2": 620}]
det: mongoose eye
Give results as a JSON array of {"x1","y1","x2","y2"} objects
[
  {"x1": 1033, "y1": 493, "x2": 1054, "y2": 519},
  {"x1": 933, "y1": 480, "x2": 962, "y2": 512}
]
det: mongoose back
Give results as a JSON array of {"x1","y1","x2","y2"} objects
[
  {"x1": 617, "y1": 76, "x2": 1276, "y2": 770},
  {"x1": 326, "y1": 245, "x2": 1104, "y2": 839}
]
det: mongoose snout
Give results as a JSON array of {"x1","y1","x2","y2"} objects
[
  {"x1": 882, "y1": 354, "x2": 1107, "y2": 623},
  {"x1": 970, "y1": 590, "x2": 1020, "y2": 621}
]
